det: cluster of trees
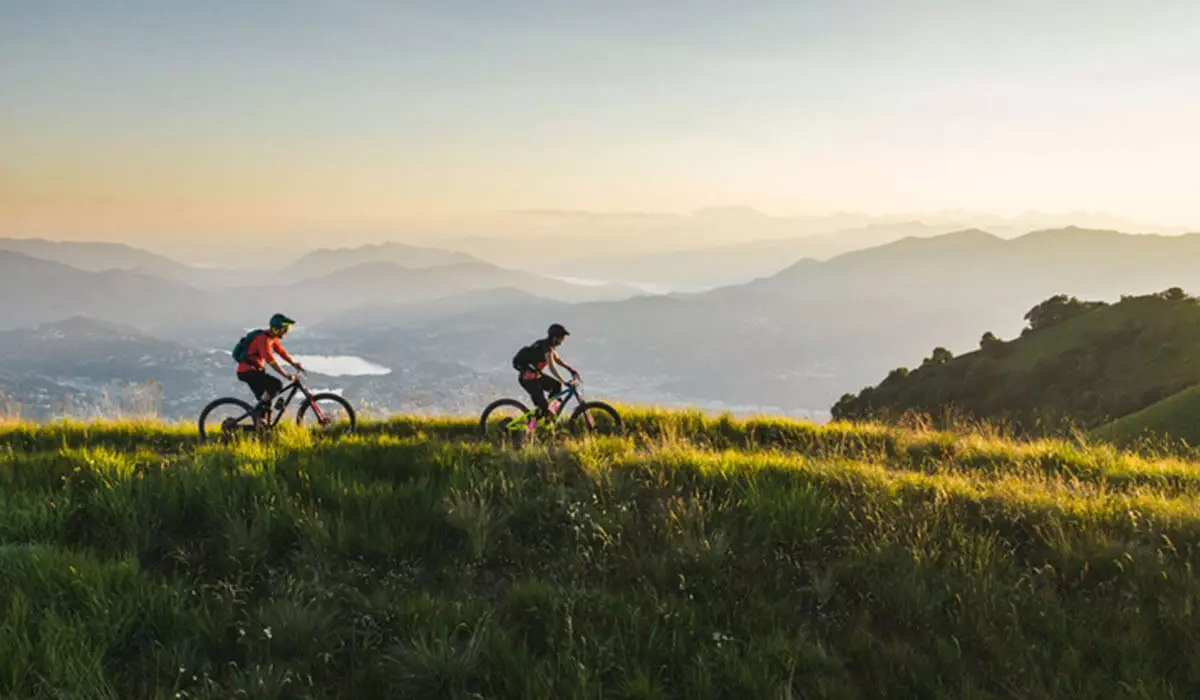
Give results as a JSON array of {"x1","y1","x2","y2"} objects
[{"x1": 831, "y1": 289, "x2": 1200, "y2": 434}]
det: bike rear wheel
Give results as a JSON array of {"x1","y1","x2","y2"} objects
[
  {"x1": 479, "y1": 398, "x2": 534, "y2": 443},
  {"x1": 296, "y1": 393, "x2": 357, "y2": 435},
  {"x1": 198, "y1": 397, "x2": 258, "y2": 441},
  {"x1": 570, "y1": 401, "x2": 623, "y2": 436}
]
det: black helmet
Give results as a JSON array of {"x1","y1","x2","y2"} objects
[{"x1": 547, "y1": 323, "x2": 569, "y2": 338}]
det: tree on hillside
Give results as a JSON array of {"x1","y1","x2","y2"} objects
[
  {"x1": 979, "y1": 331, "x2": 1000, "y2": 350},
  {"x1": 831, "y1": 393, "x2": 859, "y2": 420},
  {"x1": 881, "y1": 367, "x2": 910, "y2": 386},
  {"x1": 1155, "y1": 287, "x2": 1192, "y2": 302},
  {"x1": 1023, "y1": 295, "x2": 1107, "y2": 332},
  {"x1": 921, "y1": 347, "x2": 954, "y2": 368}
]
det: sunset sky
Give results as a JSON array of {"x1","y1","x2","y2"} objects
[{"x1": 3, "y1": 0, "x2": 1199, "y2": 243}]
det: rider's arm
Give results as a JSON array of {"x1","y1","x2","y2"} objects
[
  {"x1": 267, "y1": 357, "x2": 291, "y2": 379},
  {"x1": 262, "y1": 338, "x2": 295, "y2": 379},
  {"x1": 550, "y1": 348, "x2": 579, "y2": 380},
  {"x1": 545, "y1": 350, "x2": 568, "y2": 384},
  {"x1": 275, "y1": 343, "x2": 304, "y2": 371}
]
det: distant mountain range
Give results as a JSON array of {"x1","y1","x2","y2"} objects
[
  {"x1": 413, "y1": 208, "x2": 1194, "y2": 274},
  {"x1": 324, "y1": 227, "x2": 1200, "y2": 414},
  {"x1": 0, "y1": 237, "x2": 250, "y2": 289},
  {"x1": 222, "y1": 260, "x2": 637, "y2": 323},
  {"x1": 0, "y1": 238, "x2": 180, "y2": 272},
  {"x1": 552, "y1": 221, "x2": 963, "y2": 287},
  {"x1": 276, "y1": 242, "x2": 481, "y2": 282},
  {"x1": 733, "y1": 227, "x2": 1200, "y2": 308},
  {"x1": 4, "y1": 225, "x2": 1200, "y2": 420},
  {"x1": 0, "y1": 251, "x2": 219, "y2": 331},
  {"x1": 0, "y1": 244, "x2": 639, "y2": 336}
]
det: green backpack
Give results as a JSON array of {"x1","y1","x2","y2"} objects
[{"x1": 231, "y1": 329, "x2": 265, "y2": 363}]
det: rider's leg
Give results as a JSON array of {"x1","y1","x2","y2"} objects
[
  {"x1": 540, "y1": 375, "x2": 563, "y2": 413},
  {"x1": 241, "y1": 371, "x2": 282, "y2": 424},
  {"x1": 519, "y1": 372, "x2": 552, "y2": 420},
  {"x1": 257, "y1": 376, "x2": 283, "y2": 423}
]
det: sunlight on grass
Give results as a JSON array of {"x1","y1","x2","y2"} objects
[{"x1": 1, "y1": 410, "x2": 1199, "y2": 697}]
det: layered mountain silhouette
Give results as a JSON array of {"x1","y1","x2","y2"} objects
[
  {"x1": 0, "y1": 249, "x2": 638, "y2": 334},
  {"x1": 0, "y1": 238, "x2": 184, "y2": 273},
  {"x1": 728, "y1": 227, "x2": 1200, "y2": 306},
  {"x1": 276, "y1": 242, "x2": 481, "y2": 282},
  {"x1": 5, "y1": 226, "x2": 1200, "y2": 417},
  {"x1": 0, "y1": 252, "x2": 218, "y2": 331},
  {"x1": 554, "y1": 221, "x2": 962, "y2": 287}
]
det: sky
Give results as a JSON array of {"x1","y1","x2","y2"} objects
[{"x1": 2, "y1": 0, "x2": 1199, "y2": 244}]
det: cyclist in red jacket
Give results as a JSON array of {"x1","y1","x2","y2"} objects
[{"x1": 236, "y1": 313, "x2": 305, "y2": 423}]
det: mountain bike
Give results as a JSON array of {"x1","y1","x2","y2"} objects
[
  {"x1": 478, "y1": 378, "x2": 622, "y2": 444},
  {"x1": 197, "y1": 371, "x2": 356, "y2": 440}
]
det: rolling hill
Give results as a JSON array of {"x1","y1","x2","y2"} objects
[
  {"x1": 2, "y1": 413, "x2": 1199, "y2": 696},
  {"x1": 831, "y1": 290, "x2": 1200, "y2": 436},
  {"x1": 1090, "y1": 383, "x2": 1200, "y2": 447}
]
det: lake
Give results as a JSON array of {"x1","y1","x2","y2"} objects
[{"x1": 293, "y1": 355, "x2": 392, "y2": 377}]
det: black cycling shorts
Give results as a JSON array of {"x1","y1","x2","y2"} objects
[
  {"x1": 518, "y1": 372, "x2": 561, "y2": 412},
  {"x1": 238, "y1": 371, "x2": 283, "y2": 401}
]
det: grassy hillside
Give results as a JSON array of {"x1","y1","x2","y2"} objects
[
  {"x1": 1091, "y1": 383, "x2": 1200, "y2": 447},
  {"x1": 833, "y1": 291, "x2": 1200, "y2": 437},
  {"x1": 3, "y1": 412, "x2": 1200, "y2": 698}
]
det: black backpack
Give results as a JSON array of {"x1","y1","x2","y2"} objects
[{"x1": 511, "y1": 340, "x2": 547, "y2": 371}]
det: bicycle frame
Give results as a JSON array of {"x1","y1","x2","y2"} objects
[
  {"x1": 259, "y1": 377, "x2": 328, "y2": 427},
  {"x1": 506, "y1": 382, "x2": 586, "y2": 434}
]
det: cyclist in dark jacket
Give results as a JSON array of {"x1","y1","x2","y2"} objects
[{"x1": 512, "y1": 323, "x2": 579, "y2": 418}]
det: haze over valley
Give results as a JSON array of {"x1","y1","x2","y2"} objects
[{"x1": 2, "y1": 219, "x2": 1198, "y2": 422}]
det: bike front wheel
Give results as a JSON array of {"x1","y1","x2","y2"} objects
[
  {"x1": 570, "y1": 401, "x2": 623, "y2": 436},
  {"x1": 296, "y1": 393, "x2": 357, "y2": 435},
  {"x1": 198, "y1": 397, "x2": 258, "y2": 442}
]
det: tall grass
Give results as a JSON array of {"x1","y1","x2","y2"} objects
[{"x1": 0, "y1": 411, "x2": 1198, "y2": 697}]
